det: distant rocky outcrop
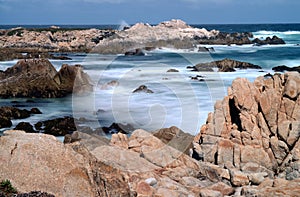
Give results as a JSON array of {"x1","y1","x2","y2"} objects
[
  {"x1": 0, "y1": 20, "x2": 285, "y2": 54},
  {"x1": 0, "y1": 59, "x2": 93, "y2": 98},
  {"x1": 252, "y1": 35, "x2": 285, "y2": 45},
  {"x1": 193, "y1": 58, "x2": 262, "y2": 72},
  {"x1": 196, "y1": 32, "x2": 254, "y2": 45},
  {"x1": 0, "y1": 28, "x2": 115, "y2": 52},
  {"x1": 192, "y1": 72, "x2": 300, "y2": 190},
  {"x1": 91, "y1": 19, "x2": 220, "y2": 54},
  {"x1": 272, "y1": 65, "x2": 300, "y2": 73}
]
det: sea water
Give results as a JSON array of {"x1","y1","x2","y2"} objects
[{"x1": 1, "y1": 24, "x2": 300, "y2": 135}]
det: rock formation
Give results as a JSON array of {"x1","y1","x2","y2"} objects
[
  {"x1": 0, "y1": 28, "x2": 115, "y2": 52},
  {"x1": 0, "y1": 129, "x2": 232, "y2": 196},
  {"x1": 0, "y1": 106, "x2": 40, "y2": 129},
  {"x1": 1, "y1": 72, "x2": 300, "y2": 196},
  {"x1": 192, "y1": 72, "x2": 300, "y2": 190},
  {"x1": 0, "y1": 59, "x2": 93, "y2": 98},
  {"x1": 272, "y1": 65, "x2": 300, "y2": 73},
  {"x1": 252, "y1": 35, "x2": 285, "y2": 45},
  {"x1": 0, "y1": 20, "x2": 285, "y2": 54},
  {"x1": 194, "y1": 58, "x2": 262, "y2": 72},
  {"x1": 132, "y1": 85, "x2": 154, "y2": 93}
]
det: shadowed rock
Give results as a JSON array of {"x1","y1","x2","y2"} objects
[
  {"x1": 0, "y1": 59, "x2": 92, "y2": 98},
  {"x1": 194, "y1": 58, "x2": 262, "y2": 72},
  {"x1": 272, "y1": 65, "x2": 300, "y2": 73},
  {"x1": 133, "y1": 85, "x2": 154, "y2": 93}
]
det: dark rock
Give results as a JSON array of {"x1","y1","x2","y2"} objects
[
  {"x1": 101, "y1": 123, "x2": 135, "y2": 134},
  {"x1": 252, "y1": 35, "x2": 285, "y2": 45},
  {"x1": 34, "y1": 122, "x2": 43, "y2": 130},
  {"x1": 186, "y1": 66, "x2": 198, "y2": 71},
  {"x1": 272, "y1": 65, "x2": 300, "y2": 73},
  {"x1": 0, "y1": 106, "x2": 31, "y2": 119},
  {"x1": 264, "y1": 73, "x2": 273, "y2": 78},
  {"x1": 196, "y1": 32, "x2": 253, "y2": 45},
  {"x1": 0, "y1": 59, "x2": 93, "y2": 98},
  {"x1": 14, "y1": 122, "x2": 36, "y2": 133},
  {"x1": 195, "y1": 58, "x2": 262, "y2": 72},
  {"x1": 132, "y1": 85, "x2": 154, "y2": 93},
  {"x1": 0, "y1": 117, "x2": 12, "y2": 128},
  {"x1": 30, "y1": 108, "x2": 42, "y2": 114},
  {"x1": 144, "y1": 46, "x2": 156, "y2": 51},
  {"x1": 36, "y1": 116, "x2": 76, "y2": 136},
  {"x1": 124, "y1": 48, "x2": 145, "y2": 56},
  {"x1": 50, "y1": 55, "x2": 72, "y2": 60},
  {"x1": 167, "y1": 68, "x2": 179, "y2": 72},
  {"x1": 198, "y1": 46, "x2": 215, "y2": 52},
  {"x1": 219, "y1": 66, "x2": 236, "y2": 72}
]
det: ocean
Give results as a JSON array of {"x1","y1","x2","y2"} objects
[{"x1": 1, "y1": 24, "x2": 300, "y2": 135}]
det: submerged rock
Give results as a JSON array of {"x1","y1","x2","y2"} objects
[
  {"x1": 167, "y1": 68, "x2": 179, "y2": 72},
  {"x1": 132, "y1": 85, "x2": 154, "y2": 93}
]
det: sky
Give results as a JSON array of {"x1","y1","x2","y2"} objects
[{"x1": 0, "y1": 0, "x2": 300, "y2": 25}]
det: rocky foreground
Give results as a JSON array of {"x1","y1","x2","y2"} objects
[
  {"x1": 0, "y1": 72, "x2": 299, "y2": 196},
  {"x1": 0, "y1": 19, "x2": 285, "y2": 57}
]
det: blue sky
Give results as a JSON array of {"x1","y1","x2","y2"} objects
[{"x1": 0, "y1": 0, "x2": 300, "y2": 25}]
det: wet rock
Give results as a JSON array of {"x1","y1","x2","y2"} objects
[
  {"x1": 196, "y1": 32, "x2": 253, "y2": 45},
  {"x1": 0, "y1": 117, "x2": 12, "y2": 128},
  {"x1": 195, "y1": 58, "x2": 262, "y2": 72},
  {"x1": 272, "y1": 65, "x2": 300, "y2": 72},
  {"x1": 132, "y1": 85, "x2": 154, "y2": 93},
  {"x1": 30, "y1": 108, "x2": 42, "y2": 114},
  {"x1": 14, "y1": 122, "x2": 36, "y2": 133},
  {"x1": 0, "y1": 59, "x2": 92, "y2": 98},
  {"x1": 100, "y1": 122, "x2": 135, "y2": 134},
  {"x1": 252, "y1": 35, "x2": 285, "y2": 45},
  {"x1": 167, "y1": 68, "x2": 179, "y2": 72},
  {"x1": 36, "y1": 116, "x2": 76, "y2": 136},
  {"x1": 198, "y1": 46, "x2": 215, "y2": 52},
  {"x1": 49, "y1": 55, "x2": 72, "y2": 60},
  {"x1": 124, "y1": 48, "x2": 145, "y2": 56},
  {"x1": 0, "y1": 106, "x2": 32, "y2": 120}
]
